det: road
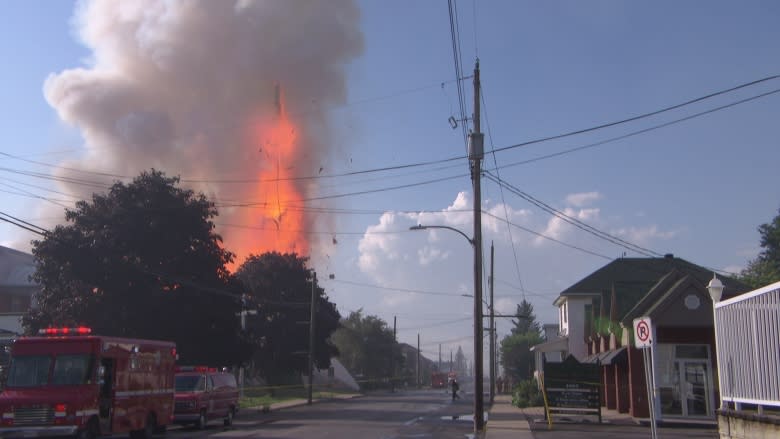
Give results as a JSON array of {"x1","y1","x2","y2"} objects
[{"x1": 164, "y1": 387, "x2": 484, "y2": 439}]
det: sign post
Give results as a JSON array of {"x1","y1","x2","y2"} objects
[{"x1": 634, "y1": 316, "x2": 658, "y2": 439}]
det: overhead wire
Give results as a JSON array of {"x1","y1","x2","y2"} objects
[
  {"x1": 484, "y1": 171, "x2": 662, "y2": 257},
  {"x1": 447, "y1": 0, "x2": 471, "y2": 155},
  {"x1": 480, "y1": 210, "x2": 613, "y2": 260},
  {"x1": 1, "y1": 76, "x2": 777, "y2": 192},
  {"x1": 481, "y1": 86, "x2": 527, "y2": 299}
]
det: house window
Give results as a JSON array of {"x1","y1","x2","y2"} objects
[{"x1": 562, "y1": 301, "x2": 567, "y2": 324}]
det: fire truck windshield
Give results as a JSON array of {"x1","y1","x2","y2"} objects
[
  {"x1": 6, "y1": 355, "x2": 51, "y2": 387},
  {"x1": 175, "y1": 375, "x2": 206, "y2": 392},
  {"x1": 6, "y1": 354, "x2": 93, "y2": 387}
]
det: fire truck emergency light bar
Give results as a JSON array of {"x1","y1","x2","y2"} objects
[{"x1": 38, "y1": 327, "x2": 92, "y2": 335}]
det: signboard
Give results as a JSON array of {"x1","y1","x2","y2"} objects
[
  {"x1": 633, "y1": 316, "x2": 653, "y2": 349},
  {"x1": 542, "y1": 355, "x2": 601, "y2": 422}
]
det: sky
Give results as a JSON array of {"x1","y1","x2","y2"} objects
[{"x1": 1, "y1": 1, "x2": 779, "y2": 370}]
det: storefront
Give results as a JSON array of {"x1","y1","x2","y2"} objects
[{"x1": 655, "y1": 343, "x2": 716, "y2": 418}]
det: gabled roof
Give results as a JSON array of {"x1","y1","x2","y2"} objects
[{"x1": 558, "y1": 255, "x2": 750, "y2": 323}]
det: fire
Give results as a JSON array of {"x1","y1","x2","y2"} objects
[{"x1": 228, "y1": 86, "x2": 309, "y2": 270}]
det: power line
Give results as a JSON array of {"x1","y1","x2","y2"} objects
[
  {"x1": 492, "y1": 87, "x2": 780, "y2": 170},
  {"x1": 480, "y1": 210, "x2": 613, "y2": 260},
  {"x1": 484, "y1": 171, "x2": 662, "y2": 258},
  {"x1": 329, "y1": 279, "x2": 466, "y2": 298},
  {"x1": 481, "y1": 87, "x2": 527, "y2": 299},
  {"x1": 2, "y1": 76, "x2": 777, "y2": 195}
]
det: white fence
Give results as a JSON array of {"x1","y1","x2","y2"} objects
[{"x1": 715, "y1": 280, "x2": 780, "y2": 410}]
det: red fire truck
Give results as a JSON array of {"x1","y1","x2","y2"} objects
[
  {"x1": 0, "y1": 327, "x2": 176, "y2": 439},
  {"x1": 431, "y1": 371, "x2": 448, "y2": 388}
]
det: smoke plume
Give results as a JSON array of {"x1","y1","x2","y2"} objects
[{"x1": 43, "y1": 0, "x2": 364, "y2": 265}]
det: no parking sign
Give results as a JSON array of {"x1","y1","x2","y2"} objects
[{"x1": 633, "y1": 316, "x2": 653, "y2": 349}]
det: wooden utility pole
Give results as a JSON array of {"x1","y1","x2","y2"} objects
[
  {"x1": 391, "y1": 316, "x2": 396, "y2": 392},
  {"x1": 470, "y1": 59, "x2": 485, "y2": 432},
  {"x1": 307, "y1": 271, "x2": 317, "y2": 405},
  {"x1": 489, "y1": 241, "x2": 496, "y2": 404},
  {"x1": 417, "y1": 333, "x2": 421, "y2": 387}
]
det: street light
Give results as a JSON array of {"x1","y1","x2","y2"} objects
[
  {"x1": 410, "y1": 223, "x2": 485, "y2": 431},
  {"x1": 707, "y1": 273, "x2": 725, "y2": 410}
]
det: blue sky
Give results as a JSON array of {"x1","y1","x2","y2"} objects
[{"x1": 1, "y1": 1, "x2": 779, "y2": 366}]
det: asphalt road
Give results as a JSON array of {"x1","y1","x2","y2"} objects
[{"x1": 164, "y1": 387, "x2": 484, "y2": 439}]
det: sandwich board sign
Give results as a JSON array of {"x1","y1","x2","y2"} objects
[{"x1": 633, "y1": 316, "x2": 653, "y2": 349}]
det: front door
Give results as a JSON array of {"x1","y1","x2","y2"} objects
[{"x1": 677, "y1": 360, "x2": 710, "y2": 417}]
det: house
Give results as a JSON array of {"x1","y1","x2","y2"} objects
[
  {"x1": 0, "y1": 245, "x2": 38, "y2": 335},
  {"x1": 534, "y1": 254, "x2": 749, "y2": 421},
  {"x1": 398, "y1": 342, "x2": 437, "y2": 386}
]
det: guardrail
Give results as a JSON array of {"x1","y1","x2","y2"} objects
[{"x1": 715, "y1": 280, "x2": 780, "y2": 411}]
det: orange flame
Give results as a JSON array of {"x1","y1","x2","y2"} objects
[{"x1": 228, "y1": 86, "x2": 309, "y2": 270}]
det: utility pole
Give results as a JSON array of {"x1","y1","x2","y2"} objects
[
  {"x1": 450, "y1": 351, "x2": 453, "y2": 372},
  {"x1": 391, "y1": 316, "x2": 396, "y2": 393},
  {"x1": 439, "y1": 344, "x2": 442, "y2": 371},
  {"x1": 307, "y1": 271, "x2": 317, "y2": 405},
  {"x1": 470, "y1": 59, "x2": 485, "y2": 432},
  {"x1": 489, "y1": 241, "x2": 496, "y2": 405},
  {"x1": 417, "y1": 333, "x2": 421, "y2": 388}
]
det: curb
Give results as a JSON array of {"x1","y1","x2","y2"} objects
[{"x1": 244, "y1": 393, "x2": 364, "y2": 414}]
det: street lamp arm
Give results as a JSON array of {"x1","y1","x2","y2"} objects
[{"x1": 409, "y1": 224, "x2": 474, "y2": 246}]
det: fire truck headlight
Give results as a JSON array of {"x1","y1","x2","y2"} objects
[{"x1": 1, "y1": 412, "x2": 13, "y2": 426}]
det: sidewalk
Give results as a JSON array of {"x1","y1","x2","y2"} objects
[
  {"x1": 484, "y1": 394, "x2": 534, "y2": 439},
  {"x1": 484, "y1": 399, "x2": 718, "y2": 439}
]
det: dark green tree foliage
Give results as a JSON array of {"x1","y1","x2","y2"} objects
[
  {"x1": 510, "y1": 299, "x2": 541, "y2": 336},
  {"x1": 502, "y1": 298, "x2": 543, "y2": 383},
  {"x1": 235, "y1": 252, "x2": 340, "y2": 386},
  {"x1": 740, "y1": 207, "x2": 780, "y2": 288},
  {"x1": 500, "y1": 332, "x2": 543, "y2": 382},
  {"x1": 330, "y1": 310, "x2": 401, "y2": 387},
  {"x1": 24, "y1": 170, "x2": 248, "y2": 365}
]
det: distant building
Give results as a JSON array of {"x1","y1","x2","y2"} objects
[
  {"x1": 0, "y1": 245, "x2": 38, "y2": 335},
  {"x1": 533, "y1": 255, "x2": 749, "y2": 421},
  {"x1": 398, "y1": 342, "x2": 436, "y2": 386}
]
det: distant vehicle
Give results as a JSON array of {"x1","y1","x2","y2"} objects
[
  {"x1": 431, "y1": 371, "x2": 448, "y2": 388},
  {"x1": 173, "y1": 366, "x2": 238, "y2": 429},
  {"x1": 0, "y1": 327, "x2": 176, "y2": 439}
]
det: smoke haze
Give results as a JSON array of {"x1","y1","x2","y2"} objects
[{"x1": 43, "y1": 0, "x2": 364, "y2": 264}]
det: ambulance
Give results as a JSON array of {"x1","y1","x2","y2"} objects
[{"x1": 0, "y1": 327, "x2": 176, "y2": 439}]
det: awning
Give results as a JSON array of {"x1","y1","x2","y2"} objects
[
  {"x1": 583, "y1": 346, "x2": 627, "y2": 365},
  {"x1": 530, "y1": 336, "x2": 568, "y2": 353}
]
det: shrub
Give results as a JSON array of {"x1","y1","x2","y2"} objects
[{"x1": 512, "y1": 379, "x2": 544, "y2": 408}]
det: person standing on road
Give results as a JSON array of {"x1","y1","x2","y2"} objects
[{"x1": 451, "y1": 379, "x2": 460, "y2": 401}]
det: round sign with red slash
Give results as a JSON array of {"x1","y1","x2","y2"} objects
[{"x1": 633, "y1": 317, "x2": 653, "y2": 348}]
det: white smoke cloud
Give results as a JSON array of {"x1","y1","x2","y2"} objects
[{"x1": 43, "y1": 0, "x2": 363, "y2": 256}]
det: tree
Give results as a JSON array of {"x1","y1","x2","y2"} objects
[
  {"x1": 510, "y1": 299, "x2": 541, "y2": 336},
  {"x1": 235, "y1": 252, "x2": 340, "y2": 386},
  {"x1": 501, "y1": 299, "x2": 543, "y2": 386},
  {"x1": 500, "y1": 332, "x2": 543, "y2": 383},
  {"x1": 454, "y1": 346, "x2": 467, "y2": 375},
  {"x1": 330, "y1": 310, "x2": 401, "y2": 388},
  {"x1": 25, "y1": 170, "x2": 248, "y2": 365},
  {"x1": 740, "y1": 207, "x2": 780, "y2": 288}
]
